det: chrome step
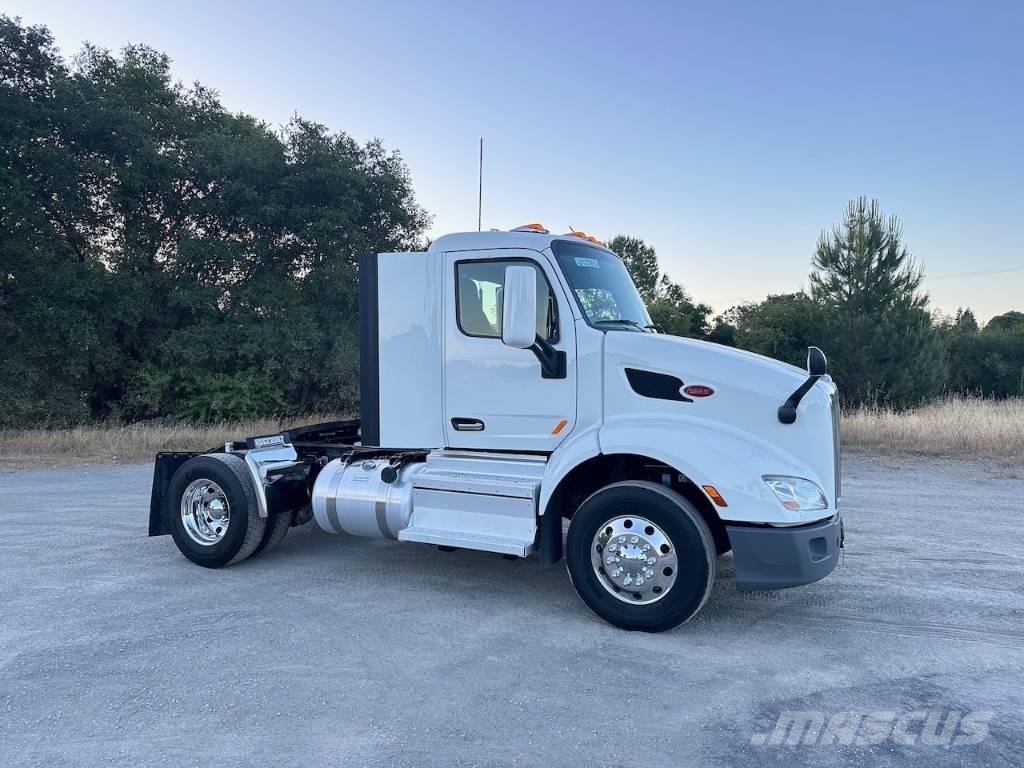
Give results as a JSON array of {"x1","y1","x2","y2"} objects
[
  {"x1": 399, "y1": 487, "x2": 536, "y2": 556},
  {"x1": 412, "y1": 467, "x2": 538, "y2": 499}
]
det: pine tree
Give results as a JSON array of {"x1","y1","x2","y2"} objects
[
  {"x1": 953, "y1": 307, "x2": 979, "y2": 333},
  {"x1": 810, "y1": 197, "x2": 944, "y2": 406}
]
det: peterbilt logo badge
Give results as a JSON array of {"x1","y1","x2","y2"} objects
[{"x1": 683, "y1": 385, "x2": 715, "y2": 398}]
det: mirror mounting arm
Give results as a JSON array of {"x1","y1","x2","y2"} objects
[
  {"x1": 777, "y1": 346, "x2": 828, "y2": 424},
  {"x1": 531, "y1": 335, "x2": 567, "y2": 379},
  {"x1": 777, "y1": 375, "x2": 822, "y2": 424}
]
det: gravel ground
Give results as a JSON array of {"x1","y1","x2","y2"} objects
[{"x1": 1, "y1": 454, "x2": 1022, "y2": 767}]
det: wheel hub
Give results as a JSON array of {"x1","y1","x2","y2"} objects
[
  {"x1": 181, "y1": 479, "x2": 230, "y2": 546},
  {"x1": 591, "y1": 516, "x2": 679, "y2": 605}
]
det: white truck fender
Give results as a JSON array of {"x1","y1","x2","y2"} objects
[
  {"x1": 539, "y1": 425, "x2": 602, "y2": 515},
  {"x1": 542, "y1": 413, "x2": 832, "y2": 526}
]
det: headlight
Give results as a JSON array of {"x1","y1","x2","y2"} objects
[{"x1": 763, "y1": 476, "x2": 828, "y2": 512}]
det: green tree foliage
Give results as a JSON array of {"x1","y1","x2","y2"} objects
[
  {"x1": 607, "y1": 235, "x2": 712, "y2": 338},
  {"x1": 607, "y1": 235, "x2": 659, "y2": 302},
  {"x1": 985, "y1": 311, "x2": 1024, "y2": 333},
  {"x1": 720, "y1": 293, "x2": 834, "y2": 369},
  {"x1": 809, "y1": 197, "x2": 944, "y2": 406},
  {"x1": 0, "y1": 16, "x2": 429, "y2": 425},
  {"x1": 941, "y1": 310, "x2": 1024, "y2": 397},
  {"x1": 953, "y1": 307, "x2": 979, "y2": 333}
]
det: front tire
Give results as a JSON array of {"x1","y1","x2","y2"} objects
[
  {"x1": 167, "y1": 453, "x2": 266, "y2": 568},
  {"x1": 566, "y1": 481, "x2": 716, "y2": 632}
]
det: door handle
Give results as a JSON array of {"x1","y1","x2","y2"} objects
[{"x1": 451, "y1": 417, "x2": 485, "y2": 432}]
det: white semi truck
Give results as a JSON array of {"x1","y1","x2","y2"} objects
[{"x1": 149, "y1": 224, "x2": 842, "y2": 632}]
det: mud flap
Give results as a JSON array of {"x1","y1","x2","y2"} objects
[{"x1": 148, "y1": 452, "x2": 200, "y2": 536}]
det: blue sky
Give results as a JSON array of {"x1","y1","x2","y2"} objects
[{"x1": 9, "y1": 0, "x2": 1022, "y2": 321}]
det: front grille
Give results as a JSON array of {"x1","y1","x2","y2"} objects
[{"x1": 830, "y1": 392, "x2": 842, "y2": 504}]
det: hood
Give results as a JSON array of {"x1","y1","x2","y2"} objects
[
  {"x1": 600, "y1": 330, "x2": 839, "y2": 511},
  {"x1": 604, "y1": 332, "x2": 810, "y2": 404}
]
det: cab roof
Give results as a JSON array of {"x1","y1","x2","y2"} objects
[{"x1": 427, "y1": 228, "x2": 615, "y2": 255}]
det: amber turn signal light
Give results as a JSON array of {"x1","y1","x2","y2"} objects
[{"x1": 702, "y1": 485, "x2": 728, "y2": 507}]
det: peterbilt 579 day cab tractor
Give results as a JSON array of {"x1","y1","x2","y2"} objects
[{"x1": 149, "y1": 224, "x2": 843, "y2": 632}]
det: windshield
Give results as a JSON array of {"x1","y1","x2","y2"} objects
[{"x1": 553, "y1": 241, "x2": 653, "y2": 331}]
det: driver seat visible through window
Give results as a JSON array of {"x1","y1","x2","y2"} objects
[
  {"x1": 458, "y1": 272, "x2": 495, "y2": 336},
  {"x1": 456, "y1": 260, "x2": 558, "y2": 341}
]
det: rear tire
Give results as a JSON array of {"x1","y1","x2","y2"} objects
[
  {"x1": 566, "y1": 481, "x2": 716, "y2": 632},
  {"x1": 167, "y1": 453, "x2": 266, "y2": 568},
  {"x1": 252, "y1": 508, "x2": 291, "y2": 557}
]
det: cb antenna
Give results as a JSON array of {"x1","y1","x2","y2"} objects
[{"x1": 477, "y1": 137, "x2": 483, "y2": 231}]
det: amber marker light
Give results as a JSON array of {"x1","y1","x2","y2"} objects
[{"x1": 702, "y1": 485, "x2": 728, "y2": 507}]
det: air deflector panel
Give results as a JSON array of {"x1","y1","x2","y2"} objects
[{"x1": 624, "y1": 368, "x2": 693, "y2": 403}]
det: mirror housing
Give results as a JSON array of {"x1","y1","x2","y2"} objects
[
  {"x1": 501, "y1": 265, "x2": 537, "y2": 349},
  {"x1": 807, "y1": 346, "x2": 827, "y2": 377}
]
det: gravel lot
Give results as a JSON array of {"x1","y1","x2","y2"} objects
[{"x1": 2, "y1": 454, "x2": 1022, "y2": 767}]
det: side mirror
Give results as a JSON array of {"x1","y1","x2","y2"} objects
[
  {"x1": 501, "y1": 265, "x2": 537, "y2": 349},
  {"x1": 807, "y1": 346, "x2": 828, "y2": 377}
]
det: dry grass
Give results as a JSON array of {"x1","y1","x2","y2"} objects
[
  {"x1": 842, "y1": 397, "x2": 1024, "y2": 461},
  {"x1": 0, "y1": 414, "x2": 343, "y2": 469}
]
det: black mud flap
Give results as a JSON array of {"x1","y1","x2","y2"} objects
[
  {"x1": 149, "y1": 452, "x2": 200, "y2": 536},
  {"x1": 538, "y1": 507, "x2": 563, "y2": 569}
]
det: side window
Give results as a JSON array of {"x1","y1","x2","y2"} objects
[{"x1": 456, "y1": 261, "x2": 558, "y2": 341}]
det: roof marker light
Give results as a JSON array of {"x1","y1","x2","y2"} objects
[
  {"x1": 513, "y1": 223, "x2": 549, "y2": 234},
  {"x1": 564, "y1": 231, "x2": 605, "y2": 246}
]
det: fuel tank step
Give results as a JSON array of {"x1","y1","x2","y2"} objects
[
  {"x1": 398, "y1": 526, "x2": 534, "y2": 556},
  {"x1": 396, "y1": 450, "x2": 546, "y2": 556}
]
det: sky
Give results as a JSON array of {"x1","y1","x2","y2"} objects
[{"x1": 7, "y1": 0, "x2": 1022, "y2": 322}]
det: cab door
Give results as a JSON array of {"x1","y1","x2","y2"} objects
[{"x1": 443, "y1": 249, "x2": 577, "y2": 452}]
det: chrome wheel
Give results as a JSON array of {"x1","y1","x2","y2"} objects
[
  {"x1": 591, "y1": 515, "x2": 679, "y2": 605},
  {"x1": 180, "y1": 479, "x2": 230, "y2": 546}
]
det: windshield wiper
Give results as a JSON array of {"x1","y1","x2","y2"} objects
[{"x1": 594, "y1": 318, "x2": 656, "y2": 332}]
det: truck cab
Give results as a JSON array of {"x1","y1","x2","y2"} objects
[{"x1": 150, "y1": 224, "x2": 842, "y2": 632}]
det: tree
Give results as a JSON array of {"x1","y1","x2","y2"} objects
[
  {"x1": 0, "y1": 15, "x2": 430, "y2": 425},
  {"x1": 941, "y1": 308, "x2": 1024, "y2": 397},
  {"x1": 648, "y1": 276, "x2": 713, "y2": 338},
  {"x1": 607, "y1": 235, "x2": 712, "y2": 338},
  {"x1": 723, "y1": 293, "x2": 835, "y2": 369},
  {"x1": 607, "y1": 235, "x2": 658, "y2": 303},
  {"x1": 953, "y1": 307, "x2": 979, "y2": 333},
  {"x1": 810, "y1": 197, "x2": 944, "y2": 406},
  {"x1": 986, "y1": 311, "x2": 1024, "y2": 333}
]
